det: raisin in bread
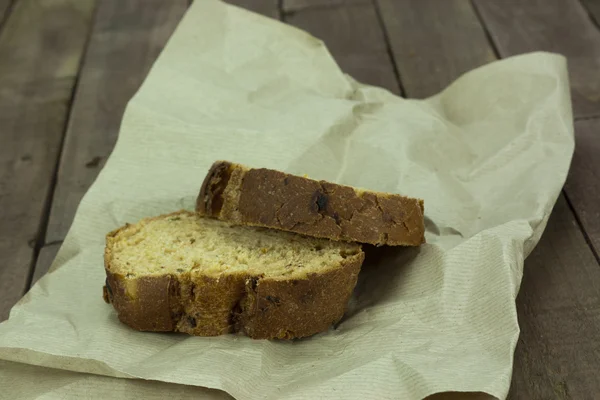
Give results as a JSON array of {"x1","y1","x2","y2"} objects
[
  {"x1": 103, "y1": 211, "x2": 364, "y2": 339},
  {"x1": 196, "y1": 161, "x2": 425, "y2": 246}
]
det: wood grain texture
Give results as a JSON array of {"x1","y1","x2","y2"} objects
[
  {"x1": 377, "y1": 0, "x2": 495, "y2": 98},
  {"x1": 43, "y1": 0, "x2": 188, "y2": 245},
  {"x1": 31, "y1": 243, "x2": 61, "y2": 286},
  {"x1": 284, "y1": 2, "x2": 400, "y2": 94},
  {"x1": 564, "y1": 118, "x2": 600, "y2": 257},
  {"x1": 226, "y1": 0, "x2": 278, "y2": 18},
  {"x1": 473, "y1": 0, "x2": 600, "y2": 119},
  {"x1": 283, "y1": 0, "x2": 366, "y2": 13},
  {"x1": 581, "y1": 0, "x2": 600, "y2": 25},
  {"x1": 0, "y1": 0, "x2": 95, "y2": 321},
  {"x1": 509, "y1": 195, "x2": 600, "y2": 399}
]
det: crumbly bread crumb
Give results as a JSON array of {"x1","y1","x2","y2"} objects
[
  {"x1": 109, "y1": 211, "x2": 360, "y2": 278},
  {"x1": 104, "y1": 211, "x2": 364, "y2": 339}
]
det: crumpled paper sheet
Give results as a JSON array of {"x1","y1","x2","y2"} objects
[{"x1": 0, "y1": 0, "x2": 574, "y2": 399}]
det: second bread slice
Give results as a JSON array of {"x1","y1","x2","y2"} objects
[
  {"x1": 103, "y1": 211, "x2": 364, "y2": 339},
  {"x1": 197, "y1": 161, "x2": 425, "y2": 246}
]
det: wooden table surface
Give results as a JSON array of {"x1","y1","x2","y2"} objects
[{"x1": 1, "y1": 0, "x2": 599, "y2": 398}]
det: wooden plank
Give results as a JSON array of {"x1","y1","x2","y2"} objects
[
  {"x1": 226, "y1": 0, "x2": 279, "y2": 19},
  {"x1": 581, "y1": 0, "x2": 600, "y2": 25},
  {"x1": 31, "y1": 243, "x2": 61, "y2": 286},
  {"x1": 509, "y1": 195, "x2": 600, "y2": 399},
  {"x1": 564, "y1": 118, "x2": 600, "y2": 256},
  {"x1": 283, "y1": 0, "x2": 366, "y2": 13},
  {"x1": 284, "y1": 1, "x2": 400, "y2": 94},
  {"x1": 0, "y1": 0, "x2": 96, "y2": 321},
  {"x1": 376, "y1": 0, "x2": 495, "y2": 98},
  {"x1": 473, "y1": 0, "x2": 600, "y2": 119},
  {"x1": 43, "y1": 0, "x2": 189, "y2": 245}
]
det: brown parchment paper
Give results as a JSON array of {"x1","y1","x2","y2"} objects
[{"x1": 0, "y1": 0, "x2": 574, "y2": 399}]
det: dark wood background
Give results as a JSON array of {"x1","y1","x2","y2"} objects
[{"x1": 0, "y1": 0, "x2": 599, "y2": 398}]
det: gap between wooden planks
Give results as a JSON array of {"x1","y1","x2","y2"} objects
[
  {"x1": 581, "y1": 0, "x2": 600, "y2": 26},
  {"x1": 564, "y1": 118, "x2": 600, "y2": 261},
  {"x1": 284, "y1": 0, "x2": 400, "y2": 94}
]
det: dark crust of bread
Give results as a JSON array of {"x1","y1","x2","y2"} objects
[
  {"x1": 196, "y1": 161, "x2": 425, "y2": 246},
  {"x1": 103, "y1": 212, "x2": 364, "y2": 340}
]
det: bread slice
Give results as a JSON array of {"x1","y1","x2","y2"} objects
[
  {"x1": 103, "y1": 211, "x2": 364, "y2": 339},
  {"x1": 196, "y1": 161, "x2": 425, "y2": 246}
]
